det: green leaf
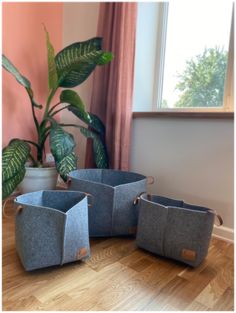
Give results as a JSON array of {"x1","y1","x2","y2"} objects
[
  {"x1": 27, "y1": 88, "x2": 43, "y2": 109},
  {"x1": 175, "y1": 47, "x2": 227, "y2": 107},
  {"x1": 2, "y1": 139, "x2": 30, "y2": 199},
  {"x1": 2, "y1": 55, "x2": 31, "y2": 88},
  {"x1": 50, "y1": 125, "x2": 77, "y2": 181},
  {"x1": 56, "y1": 152, "x2": 77, "y2": 182},
  {"x1": 44, "y1": 26, "x2": 58, "y2": 90},
  {"x1": 2, "y1": 55, "x2": 42, "y2": 109},
  {"x1": 69, "y1": 107, "x2": 105, "y2": 135},
  {"x1": 96, "y1": 52, "x2": 113, "y2": 65},
  {"x1": 60, "y1": 89, "x2": 86, "y2": 112},
  {"x1": 80, "y1": 127, "x2": 108, "y2": 168},
  {"x1": 60, "y1": 89, "x2": 105, "y2": 134},
  {"x1": 60, "y1": 89, "x2": 92, "y2": 124},
  {"x1": 3, "y1": 168, "x2": 26, "y2": 200},
  {"x1": 55, "y1": 37, "x2": 113, "y2": 88}
]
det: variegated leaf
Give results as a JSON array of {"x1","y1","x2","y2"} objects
[
  {"x1": 60, "y1": 89, "x2": 86, "y2": 113},
  {"x1": 69, "y1": 106, "x2": 105, "y2": 135},
  {"x1": 56, "y1": 152, "x2": 77, "y2": 182},
  {"x1": 2, "y1": 55, "x2": 42, "y2": 109},
  {"x1": 2, "y1": 55, "x2": 31, "y2": 88},
  {"x1": 50, "y1": 125, "x2": 77, "y2": 181},
  {"x1": 80, "y1": 127, "x2": 108, "y2": 168},
  {"x1": 44, "y1": 26, "x2": 58, "y2": 90},
  {"x1": 3, "y1": 167, "x2": 26, "y2": 200},
  {"x1": 2, "y1": 139, "x2": 30, "y2": 199},
  {"x1": 55, "y1": 37, "x2": 113, "y2": 87},
  {"x1": 60, "y1": 89, "x2": 105, "y2": 134}
]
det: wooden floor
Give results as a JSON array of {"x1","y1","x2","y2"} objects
[{"x1": 2, "y1": 202, "x2": 234, "y2": 311}]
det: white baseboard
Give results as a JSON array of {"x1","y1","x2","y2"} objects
[{"x1": 212, "y1": 225, "x2": 234, "y2": 243}]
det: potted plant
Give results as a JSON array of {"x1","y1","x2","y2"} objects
[{"x1": 2, "y1": 28, "x2": 113, "y2": 200}]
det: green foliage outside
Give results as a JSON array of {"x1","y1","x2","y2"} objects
[{"x1": 162, "y1": 47, "x2": 228, "y2": 108}]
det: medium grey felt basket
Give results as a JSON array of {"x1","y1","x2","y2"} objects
[
  {"x1": 136, "y1": 194, "x2": 223, "y2": 267},
  {"x1": 14, "y1": 190, "x2": 90, "y2": 271},
  {"x1": 68, "y1": 169, "x2": 150, "y2": 237}
]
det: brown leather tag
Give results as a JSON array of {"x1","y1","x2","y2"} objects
[
  {"x1": 181, "y1": 249, "x2": 196, "y2": 261},
  {"x1": 77, "y1": 247, "x2": 87, "y2": 259}
]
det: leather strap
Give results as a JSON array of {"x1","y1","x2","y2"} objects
[
  {"x1": 84, "y1": 192, "x2": 93, "y2": 207},
  {"x1": 133, "y1": 192, "x2": 152, "y2": 205},
  {"x1": 67, "y1": 177, "x2": 72, "y2": 188},
  {"x1": 16, "y1": 205, "x2": 23, "y2": 214},
  {"x1": 214, "y1": 213, "x2": 224, "y2": 226},
  {"x1": 2, "y1": 195, "x2": 19, "y2": 218},
  {"x1": 207, "y1": 208, "x2": 223, "y2": 226},
  {"x1": 147, "y1": 176, "x2": 155, "y2": 185}
]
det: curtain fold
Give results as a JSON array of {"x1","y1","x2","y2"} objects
[{"x1": 85, "y1": 2, "x2": 137, "y2": 170}]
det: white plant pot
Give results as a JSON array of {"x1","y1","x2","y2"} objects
[{"x1": 18, "y1": 166, "x2": 58, "y2": 194}]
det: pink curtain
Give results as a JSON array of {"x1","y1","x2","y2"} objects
[{"x1": 85, "y1": 2, "x2": 137, "y2": 170}]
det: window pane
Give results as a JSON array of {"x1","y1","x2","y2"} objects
[{"x1": 161, "y1": 2, "x2": 232, "y2": 108}]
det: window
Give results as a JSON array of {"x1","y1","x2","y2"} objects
[{"x1": 133, "y1": 2, "x2": 234, "y2": 113}]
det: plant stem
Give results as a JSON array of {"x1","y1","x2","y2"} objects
[
  {"x1": 43, "y1": 87, "x2": 58, "y2": 119},
  {"x1": 50, "y1": 105, "x2": 70, "y2": 117},
  {"x1": 25, "y1": 89, "x2": 40, "y2": 134},
  {"x1": 28, "y1": 154, "x2": 38, "y2": 167},
  {"x1": 31, "y1": 101, "x2": 40, "y2": 132},
  {"x1": 23, "y1": 140, "x2": 40, "y2": 149},
  {"x1": 36, "y1": 87, "x2": 58, "y2": 163},
  {"x1": 40, "y1": 130, "x2": 51, "y2": 149},
  {"x1": 59, "y1": 123, "x2": 82, "y2": 129},
  {"x1": 48, "y1": 102, "x2": 62, "y2": 114},
  {"x1": 42, "y1": 126, "x2": 51, "y2": 136}
]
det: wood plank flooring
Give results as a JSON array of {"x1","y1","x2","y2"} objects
[{"x1": 2, "y1": 201, "x2": 234, "y2": 311}]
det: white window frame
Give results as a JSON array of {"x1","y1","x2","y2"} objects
[
  {"x1": 137, "y1": 2, "x2": 234, "y2": 113},
  {"x1": 152, "y1": 2, "x2": 169, "y2": 111},
  {"x1": 223, "y1": 5, "x2": 234, "y2": 112}
]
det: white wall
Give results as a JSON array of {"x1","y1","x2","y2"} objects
[
  {"x1": 62, "y1": 2, "x2": 99, "y2": 168},
  {"x1": 130, "y1": 117, "x2": 234, "y2": 235}
]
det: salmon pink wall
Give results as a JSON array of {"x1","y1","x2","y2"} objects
[{"x1": 2, "y1": 2, "x2": 63, "y2": 154}]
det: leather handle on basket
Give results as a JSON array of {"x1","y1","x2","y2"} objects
[
  {"x1": 85, "y1": 193, "x2": 93, "y2": 207},
  {"x1": 133, "y1": 192, "x2": 152, "y2": 205},
  {"x1": 209, "y1": 209, "x2": 223, "y2": 226},
  {"x1": 16, "y1": 205, "x2": 24, "y2": 215},
  {"x1": 2, "y1": 196, "x2": 20, "y2": 218},
  {"x1": 214, "y1": 213, "x2": 223, "y2": 226},
  {"x1": 67, "y1": 178, "x2": 72, "y2": 188},
  {"x1": 147, "y1": 176, "x2": 155, "y2": 185}
]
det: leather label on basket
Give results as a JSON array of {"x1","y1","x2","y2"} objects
[
  {"x1": 77, "y1": 247, "x2": 87, "y2": 259},
  {"x1": 181, "y1": 249, "x2": 196, "y2": 261},
  {"x1": 129, "y1": 226, "x2": 137, "y2": 234}
]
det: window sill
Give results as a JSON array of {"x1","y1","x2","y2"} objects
[{"x1": 133, "y1": 111, "x2": 234, "y2": 119}]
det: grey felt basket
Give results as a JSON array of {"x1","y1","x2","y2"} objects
[
  {"x1": 14, "y1": 190, "x2": 90, "y2": 271},
  {"x1": 68, "y1": 169, "x2": 151, "y2": 237},
  {"x1": 136, "y1": 194, "x2": 223, "y2": 267}
]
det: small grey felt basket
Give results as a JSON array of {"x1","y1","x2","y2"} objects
[
  {"x1": 68, "y1": 169, "x2": 152, "y2": 237},
  {"x1": 14, "y1": 190, "x2": 90, "y2": 271},
  {"x1": 135, "y1": 194, "x2": 223, "y2": 267}
]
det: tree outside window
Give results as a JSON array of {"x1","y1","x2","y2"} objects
[{"x1": 162, "y1": 47, "x2": 228, "y2": 108}]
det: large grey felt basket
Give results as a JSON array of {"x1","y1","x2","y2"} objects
[
  {"x1": 68, "y1": 169, "x2": 149, "y2": 237},
  {"x1": 136, "y1": 194, "x2": 222, "y2": 267},
  {"x1": 14, "y1": 190, "x2": 90, "y2": 271}
]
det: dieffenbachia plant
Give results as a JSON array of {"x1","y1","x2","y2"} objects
[{"x1": 2, "y1": 28, "x2": 112, "y2": 200}]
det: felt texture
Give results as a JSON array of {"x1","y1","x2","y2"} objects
[
  {"x1": 136, "y1": 195, "x2": 215, "y2": 267},
  {"x1": 68, "y1": 169, "x2": 147, "y2": 237},
  {"x1": 14, "y1": 190, "x2": 90, "y2": 271}
]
